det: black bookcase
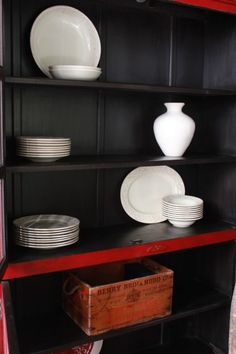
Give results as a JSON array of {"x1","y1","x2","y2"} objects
[{"x1": 1, "y1": 0, "x2": 236, "y2": 353}]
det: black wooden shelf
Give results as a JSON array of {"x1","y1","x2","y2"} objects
[
  {"x1": 12, "y1": 281, "x2": 229, "y2": 354},
  {"x1": 6, "y1": 154, "x2": 236, "y2": 173},
  {"x1": 9, "y1": 221, "x2": 236, "y2": 265},
  {"x1": 5, "y1": 76, "x2": 236, "y2": 96},
  {"x1": 137, "y1": 338, "x2": 225, "y2": 354}
]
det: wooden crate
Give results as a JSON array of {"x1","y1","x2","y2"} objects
[{"x1": 63, "y1": 258, "x2": 173, "y2": 336}]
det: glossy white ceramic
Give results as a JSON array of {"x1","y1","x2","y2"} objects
[
  {"x1": 120, "y1": 166, "x2": 185, "y2": 224},
  {"x1": 163, "y1": 195, "x2": 203, "y2": 207},
  {"x1": 14, "y1": 214, "x2": 80, "y2": 249},
  {"x1": 153, "y1": 102, "x2": 195, "y2": 157},
  {"x1": 49, "y1": 65, "x2": 102, "y2": 71},
  {"x1": 30, "y1": 6, "x2": 101, "y2": 77},
  {"x1": 50, "y1": 66, "x2": 102, "y2": 81},
  {"x1": 168, "y1": 219, "x2": 196, "y2": 228},
  {"x1": 16, "y1": 136, "x2": 71, "y2": 162},
  {"x1": 162, "y1": 194, "x2": 203, "y2": 228},
  {"x1": 14, "y1": 214, "x2": 80, "y2": 230}
]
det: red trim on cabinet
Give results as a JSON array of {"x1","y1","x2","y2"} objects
[
  {"x1": 3, "y1": 229, "x2": 236, "y2": 279},
  {"x1": 0, "y1": 285, "x2": 3, "y2": 354},
  {"x1": 173, "y1": 0, "x2": 236, "y2": 14},
  {"x1": 0, "y1": 284, "x2": 8, "y2": 354}
]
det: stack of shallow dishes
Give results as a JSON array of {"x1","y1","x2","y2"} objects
[
  {"x1": 49, "y1": 65, "x2": 102, "y2": 81},
  {"x1": 14, "y1": 214, "x2": 80, "y2": 249},
  {"x1": 16, "y1": 136, "x2": 71, "y2": 163},
  {"x1": 162, "y1": 195, "x2": 203, "y2": 228}
]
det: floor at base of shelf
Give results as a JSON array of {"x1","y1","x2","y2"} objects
[{"x1": 136, "y1": 337, "x2": 225, "y2": 354}]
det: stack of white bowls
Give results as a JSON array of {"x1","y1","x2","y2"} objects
[
  {"x1": 49, "y1": 65, "x2": 102, "y2": 81},
  {"x1": 162, "y1": 195, "x2": 203, "y2": 228},
  {"x1": 14, "y1": 214, "x2": 80, "y2": 249},
  {"x1": 16, "y1": 136, "x2": 71, "y2": 163}
]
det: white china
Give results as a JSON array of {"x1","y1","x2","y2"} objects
[
  {"x1": 168, "y1": 220, "x2": 196, "y2": 228},
  {"x1": 15, "y1": 237, "x2": 79, "y2": 249},
  {"x1": 16, "y1": 136, "x2": 71, "y2": 163},
  {"x1": 15, "y1": 232, "x2": 79, "y2": 245},
  {"x1": 24, "y1": 157, "x2": 64, "y2": 163},
  {"x1": 162, "y1": 194, "x2": 203, "y2": 228},
  {"x1": 49, "y1": 65, "x2": 102, "y2": 81},
  {"x1": 163, "y1": 195, "x2": 203, "y2": 207},
  {"x1": 14, "y1": 214, "x2": 80, "y2": 230},
  {"x1": 120, "y1": 166, "x2": 185, "y2": 224},
  {"x1": 17, "y1": 152, "x2": 70, "y2": 156},
  {"x1": 16, "y1": 136, "x2": 71, "y2": 141},
  {"x1": 30, "y1": 6, "x2": 101, "y2": 78},
  {"x1": 153, "y1": 102, "x2": 195, "y2": 157},
  {"x1": 49, "y1": 65, "x2": 101, "y2": 70},
  {"x1": 14, "y1": 214, "x2": 80, "y2": 249}
]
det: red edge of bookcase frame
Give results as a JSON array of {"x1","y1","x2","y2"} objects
[
  {"x1": 0, "y1": 284, "x2": 3, "y2": 354},
  {"x1": 0, "y1": 284, "x2": 9, "y2": 354},
  {"x1": 173, "y1": 0, "x2": 236, "y2": 14},
  {"x1": 3, "y1": 228, "x2": 236, "y2": 280}
]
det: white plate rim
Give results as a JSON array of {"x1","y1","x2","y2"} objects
[
  {"x1": 14, "y1": 214, "x2": 80, "y2": 230},
  {"x1": 15, "y1": 237, "x2": 79, "y2": 249},
  {"x1": 120, "y1": 166, "x2": 185, "y2": 224},
  {"x1": 30, "y1": 5, "x2": 101, "y2": 77}
]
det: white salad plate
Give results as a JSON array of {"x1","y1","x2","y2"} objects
[
  {"x1": 15, "y1": 233, "x2": 79, "y2": 243},
  {"x1": 17, "y1": 150, "x2": 71, "y2": 155},
  {"x1": 14, "y1": 215, "x2": 80, "y2": 230},
  {"x1": 15, "y1": 228, "x2": 79, "y2": 237},
  {"x1": 30, "y1": 5, "x2": 101, "y2": 77},
  {"x1": 120, "y1": 166, "x2": 185, "y2": 224},
  {"x1": 16, "y1": 136, "x2": 71, "y2": 141},
  {"x1": 15, "y1": 237, "x2": 79, "y2": 249},
  {"x1": 23, "y1": 157, "x2": 65, "y2": 163},
  {"x1": 17, "y1": 147, "x2": 70, "y2": 152},
  {"x1": 15, "y1": 237, "x2": 79, "y2": 247},
  {"x1": 14, "y1": 214, "x2": 80, "y2": 249},
  {"x1": 15, "y1": 230, "x2": 80, "y2": 238},
  {"x1": 17, "y1": 154, "x2": 69, "y2": 158}
]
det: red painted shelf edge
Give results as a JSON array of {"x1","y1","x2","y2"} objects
[
  {"x1": 173, "y1": 0, "x2": 236, "y2": 14},
  {"x1": 3, "y1": 228, "x2": 236, "y2": 280}
]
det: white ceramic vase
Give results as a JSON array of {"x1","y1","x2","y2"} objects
[{"x1": 153, "y1": 102, "x2": 195, "y2": 157}]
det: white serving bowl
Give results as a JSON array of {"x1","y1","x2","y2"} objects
[{"x1": 49, "y1": 65, "x2": 102, "y2": 81}]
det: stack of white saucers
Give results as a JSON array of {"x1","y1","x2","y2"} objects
[
  {"x1": 49, "y1": 65, "x2": 102, "y2": 81},
  {"x1": 14, "y1": 214, "x2": 80, "y2": 249},
  {"x1": 162, "y1": 195, "x2": 203, "y2": 228},
  {"x1": 16, "y1": 136, "x2": 71, "y2": 163}
]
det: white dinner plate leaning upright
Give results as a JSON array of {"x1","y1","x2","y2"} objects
[
  {"x1": 120, "y1": 166, "x2": 185, "y2": 224},
  {"x1": 30, "y1": 5, "x2": 101, "y2": 77}
]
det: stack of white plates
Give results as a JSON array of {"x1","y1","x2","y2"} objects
[
  {"x1": 163, "y1": 195, "x2": 203, "y2": 228},
  {"x1": 16, "y1": 136, "x2": 71, "y2": 162},
  {"x1": 49, "y1": 65, "x2": 102, "y2": 81},
  {"x1": 14, "y1": 215, "x2": 80, "y2": 249}
]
